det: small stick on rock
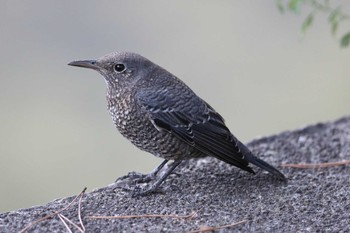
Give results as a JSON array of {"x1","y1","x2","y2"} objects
[
  {"x1": 19, "y1": 187, "x2": 87, "y2": 233},
  {"x1": 281, "y1": 160, "x2": 350, "y2": 168},
  {"x1": 187, "y1": 220, "x2": 248, "y2": 233},
  {"x1": 88, "y1": 211, "x2": 197, "y2": 220}
]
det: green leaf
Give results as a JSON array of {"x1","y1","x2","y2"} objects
[
  {"x1": 275, "y1": 0, "x2": 285, "y2": 13},
  {"x1": 331, "y1": 22, "x2": 338, "y2": 36},
  {"x1": 328, "y1": 8, "x2": 341, "y2": 36},
  {"x1": 288, "y1": 0, "x2": 303, "y2": 13},
  {"x1": 329, "y1": 8, "x2": 340, "y2": 23},
  {"x1": 340, "y1": 32, "x2": 350, "y2": 47},
  {"x1": 301, "y1": 14, "x2": 313, "y2": 35}
]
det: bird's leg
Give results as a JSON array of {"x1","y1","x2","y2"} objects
[
  {"x1": 115, "y1": 160, "x2": 170, "y2": 192},
  {"x1": 131, "y1": 160, "x2": 182, "y2": 197},
  {"x1": 149, "y1": 159, "x2": 169, "y2": 176},
  {"x1": 131, "y1": 159, "x2": 169, "y2": 183},
  {"x1": 125, "y1": 160, "x2": 169, "y2": 183}
]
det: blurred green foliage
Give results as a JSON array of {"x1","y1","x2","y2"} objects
[{"x1": 275, "y1": 0, "x2": 350, "y2": 47}]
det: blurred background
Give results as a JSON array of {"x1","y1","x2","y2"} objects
[{"x1": 0, "y1": 1, "x2": 349, "y2": 212}]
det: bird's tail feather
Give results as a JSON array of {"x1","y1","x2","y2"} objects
[{"x1": 237, "y1": 140, "x2": 286, "y2": 181}]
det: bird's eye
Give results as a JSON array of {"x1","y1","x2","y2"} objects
[{"x1": 114, "y1": 63, "x2": 126, "y2": 73}]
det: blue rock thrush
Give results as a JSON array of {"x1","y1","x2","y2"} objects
[{"x1": 69, "y1": 52, "x2": 286, "y2": 196}]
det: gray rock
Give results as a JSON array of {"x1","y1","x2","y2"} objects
[{"x1": 1, "y1": 116, "x2": 350, "y2": 232}]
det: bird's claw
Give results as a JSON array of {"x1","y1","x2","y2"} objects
[
  {"x1": 116, "y1": 171, "x2": 155, "y2": 183},
  {"x1": 129, "y1": 184, "x2": 165, "y2": 197},
  {"x1": 128, "y1": 172, "x2": 155, "y2": 183},
  {"x1": 130, "y1": 185, "x2": 144, "y2": 197}
]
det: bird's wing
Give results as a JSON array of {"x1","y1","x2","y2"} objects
[{"x1": 136, "y1": 85, "x2": 254, "y2": 173}]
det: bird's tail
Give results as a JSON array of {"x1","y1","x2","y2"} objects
[{"x1": 237, "y1": 140, "x2": 286, "y2": 181}]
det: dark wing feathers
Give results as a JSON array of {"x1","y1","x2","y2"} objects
[
  {"x1": 137, "y1": 87, "x2": 254, "y2": 173},
  {"x1": 190, "y1": 122, "x2": 254, "y2": 172},
  {"x1": 136, "y1": 83, "x2": 286, "y2": 180}
]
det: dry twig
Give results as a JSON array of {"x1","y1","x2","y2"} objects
[
  {"x1": 187, "y1": 220, "x2": 248, "y2": 233},
  {"x1": 57, "y1": 214, "x2": 73, "y2": 233},
  {"x1": 59, "y1": 214, "x2": 84, "y2": 233},
  {"x1": 281, "y1": 160, "x2": 350, "y2": 168},
  {"x1": 89, "y1": 211, "x2": 197, "y2": 220},
  {"x1": 78, "y1": 188, "x2": 86, "y2": 232},
  {"x1": 19, "y1": 187, "x2": 87, "y2": 233}
]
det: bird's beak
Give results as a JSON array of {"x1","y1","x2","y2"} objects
[{"x1": 68, "y1": 60, "x2": 100, "y2": 70}]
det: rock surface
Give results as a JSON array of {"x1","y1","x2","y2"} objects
[{"x1": 1, "y1": 116, "x2": 350, "y2": 232}]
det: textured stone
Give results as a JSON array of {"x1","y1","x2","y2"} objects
[{"x1": 1, "y1": 116, "x2": 349, "y2": 232}]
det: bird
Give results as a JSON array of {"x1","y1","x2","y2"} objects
[{"x1": 68, "y1": 52, "x2": 286, "y2": 196}]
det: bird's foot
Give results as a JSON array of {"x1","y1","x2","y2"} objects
[
  {"x1": 116, "y1": 171, "x2": 155, "y2": 184},
  {"x1": 115, "y1": 160, "x2": 182, "y2": 197},
  {"x1": 130, "y1": 183, "x2": 165, "y2": 197},
  {"x1": 129, "y1": 171, "x2": 155, "y2": 183},
  {"x1": 114, "y1": 180, "x2": 164, "y2": 197},
  {"x1": 115, "y1": 172, "x2": 166, "y2": 197}
]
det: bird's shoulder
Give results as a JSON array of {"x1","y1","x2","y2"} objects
[{"x1": 135, "y1": 70, "x2": 206, "y2": 115}]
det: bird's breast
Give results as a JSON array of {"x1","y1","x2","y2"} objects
[{"x1": 106, "y1": 95, "x2": 196, "y2": 159}]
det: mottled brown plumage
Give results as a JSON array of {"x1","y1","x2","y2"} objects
[{"x1": 69, "y1": 52, "x2": 286, "y2": 196}]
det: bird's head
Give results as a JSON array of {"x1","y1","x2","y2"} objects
[{"x1": 68, "y1": 52, "x2": 155, "y2": 92}]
